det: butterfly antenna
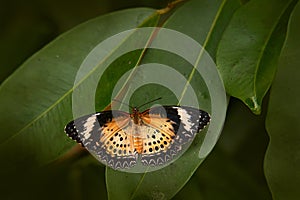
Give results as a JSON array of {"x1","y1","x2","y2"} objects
[
  {"x1": 137, "y1": 97, "x2": 162, "y2": 108},
  {"x1": 112, "y1": 99, "x2": 133, "y2": 109}
]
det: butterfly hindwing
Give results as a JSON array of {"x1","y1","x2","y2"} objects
[
  {"x1": 64, "y1": 110, "x2": 138, "y2": 169},
  {"x1": 139, "y1": 106, "x2": 210, "y2": 166}
]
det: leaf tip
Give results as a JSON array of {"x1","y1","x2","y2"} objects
[{"x1": 245, "y1": 96, "x2": 261, "y2": 115}]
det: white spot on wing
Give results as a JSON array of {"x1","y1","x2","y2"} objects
[
  {"x1": 176, "y1": 107, "x2": 193, "y2": 131},
  {"x1": 83, "y1": 115, "x2": 97, "y2": 140}
]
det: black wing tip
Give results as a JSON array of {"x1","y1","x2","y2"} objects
[
  {"x1": 198, "y1": 110, "x2": 210, "y2": 131},
  {"x1": 64, "y1": 121, "x2": 84, "y2": 147}
]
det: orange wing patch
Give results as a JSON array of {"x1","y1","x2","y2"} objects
[
  {"x1": 99, "y1": 116, "x2": 129, "y2": 144},
  {"x1": 141, "y1": 113, "x2": 176, "y2": 138},
  {"x1": 101, "y1": 128, "x2": 135, "y2": 157},
  {"x1": 139, "y1": 114, "x2": 176, "y2": 154}
]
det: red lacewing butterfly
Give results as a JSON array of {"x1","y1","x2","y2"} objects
[{"x1": 64, "y1": 99, "x2": 210, "y2": 170}]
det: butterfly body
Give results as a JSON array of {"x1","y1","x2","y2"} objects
[{"x1": 65, "y1": 106, "x2": 210, "y2": 170}]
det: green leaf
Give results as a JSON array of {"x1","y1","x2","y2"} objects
[
  {"x1": 106, "y1": 0, "x2": 239, "y2": 199},
  {"x1": 265, "y1": 2, "x2": 300, "y2": 199},
  {"x1": 175, "y1": 99, "x2": 272, "y2": 200},
  {"x1": 216, "y1": 0, "x2": 297, "y2": 114},
  {"x1": 0, "y1": 8, "x2": 158, "y2": 173}
]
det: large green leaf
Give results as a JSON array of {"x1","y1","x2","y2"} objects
[
  {"x1": 216, "y1": 0, "x2": 298, "y2": 114},
  {"x1": 265, "y1": 2, "x2": 300, "y2": 199},
  {"x1": 0, "y1": 7, "x2": 158, "y2": 176},
  {"x1": 106, "y1": 0, "x2": 239, "y2": 199}
]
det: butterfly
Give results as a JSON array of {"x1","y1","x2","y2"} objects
[{"x1": 64, "y1": 104, "x2": 210, "y2": 170}]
